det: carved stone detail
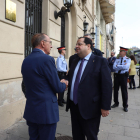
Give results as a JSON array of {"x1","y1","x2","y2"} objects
[{"x1": 82, "y1": 0, "x2": 87, "y2": 11}]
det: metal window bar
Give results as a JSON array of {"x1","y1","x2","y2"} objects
[{"x1": 24, "y1": 0, "x2": 42, "y2": 57}]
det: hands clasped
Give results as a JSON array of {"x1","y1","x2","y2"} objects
[{"x1": 60, "y1": 79, "x2": 69, "y2": 90}]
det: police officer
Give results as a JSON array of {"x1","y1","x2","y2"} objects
[
  {"x1": 56, "y1": 46, "x2": 68, "y2": 107},
  {"x1": 111, "y1": 47, "x2": 131, "y2": 112}
]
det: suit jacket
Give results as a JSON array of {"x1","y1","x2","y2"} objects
[
  {"x1": 69, "y1": 54, "x2": 79, "y2": 69},
  {"x1": 108, "y1": 57, "x2": 116, "y2": 72},
  {"x1": 21, "y1": 49, "x2": 66, "y2": 124},
  {"x1": 92, "y1": 47, "x2": 103, "y2": 57},
  {"x1": 66, "y1": 53, "x2": 112, "y2": 120}
]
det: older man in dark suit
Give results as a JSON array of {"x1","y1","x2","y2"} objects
[
  {"x1": 66, "y1": 37, "x2": 112, "y2": 140},
  {"x1": 21, "y1": 33, "x2": 67, "y2": 140}
]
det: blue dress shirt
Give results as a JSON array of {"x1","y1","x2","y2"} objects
[
  {"x1": 56, "y1": 55, "x2": 68, "y2": 72},
  {"x1": 70, "y1": 52, "x2": 92, "y2": 101},
  {"x1": 113, "y1": 56, "x2": 131, "y2": 74}
]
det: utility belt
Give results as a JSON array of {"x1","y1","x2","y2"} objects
[
  {"x1": 115, "y1": 72, "x2": 129, "y2": 77},
  {"x1": 57, "y1": 71, "x2": 67, "y2": 77}
]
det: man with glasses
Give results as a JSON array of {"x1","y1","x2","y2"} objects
[
  {"x1": 66, "y1": 37, "x2": 112, "y2": 140},
  {"x1": 21, "y1": 33, "x2": 68, "y2": 140}
]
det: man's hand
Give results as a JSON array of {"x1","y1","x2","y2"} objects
[
  {"x1": 101, "y1": 109, "x2": 109, "y2": 117},
  {"x1": 60, "y1": 79, "x2": 69, "y2": 90}
]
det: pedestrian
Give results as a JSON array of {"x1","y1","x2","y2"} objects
[
  {"x1": 66, "y1": 37, "x2": 112, "y2": 140},
  {"x1": 111, "y1": 47, "x2": 131, "y2": 112},
  {"x1": 56, "y1": 46, "x2": 68, "y2": 107},
  {"x1": 84, "y1": 34, "x2": 103, "y2": 57},
  {"x1": 128, "y1": 55, "x2": 137, "y2": 89},
  {"x1": 108, "y1": 51, "x2": 116, "y2": 88},
  {"x1": 21, "y1": 33, "x2": 68, "y2": 140},
  {"x1": 69, "y1": 48, "x2": 79, "y2": 69}
]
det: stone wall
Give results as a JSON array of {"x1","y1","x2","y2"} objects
[{"x1": 0, "y1": 0, "x2": 25, "y2": 131}]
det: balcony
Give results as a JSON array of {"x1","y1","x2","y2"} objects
[
  {"x1": 99, "y1": 0, "x2": 115, "y2": 23},
  {"x1": 105, "y1": 14, "x2": 114, "y2": 24}
]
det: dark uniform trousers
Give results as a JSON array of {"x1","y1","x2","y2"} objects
[
  {"x1": 58, "y1": 72, "x2": 67, "y2": 103},
  {"x1": 114, "y1": 73, "x2": 128, "y2": 108},
  {"x1": 70, "y1": 101, "x2": 101, "y2": 140}
]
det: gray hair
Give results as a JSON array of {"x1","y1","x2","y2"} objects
[
  {"x1": 83, "y1": 34, "x2": 92, "y2": 40},
  {"x1": 111, "y1": 51, "x2": 115, "y2": 54},
  {"x1": 31, "y1": 33, "x2": 47, "y2": 48}
]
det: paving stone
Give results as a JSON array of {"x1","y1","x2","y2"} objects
[
  {"x1": 135, "y1": 101, "x2": 140, "y2": 106},
  {"x1": 99, "y1": 123, "x2": 124, "y2": 135},
  {"x1": 125, "y1": 113, "x2": 140, "y2": 121},
  {"x1": 100, "y1": 116, "x2": 112, "y2": 124},
  {"x1": 111, "y1": 107, "x2": 138, "y2": 114},
  {"x1": 97, "y1": 132, "x2": 108, "y2": 140},
  {"x1": 0, "y1": 133, "x2": 7, "y2": 140},
  {"x1": 108, "y1": 112, "x2": 125, "y2": 119},
  {"x1": 59, "y1": 110, "x2": 66, "y2": 116},
  {"x1": 6, "y1": 122, "x2": 29, "y2": 139},
  {"x1": 56, "y1": 123, "x2": 72, "y2": 137},
  {"x1": 125, "y1": 127, "x2": 140, "y2": 139},
  {"x1": 129, "y1": 105, "x2": 140, "y2": 110},
  {"x1": 110, "y1": 118, "x2": 139, "y2": 128},
  {"x1": 59, "y1": 116, "x2": 71, "y2": 125},
  {"x1": 136, "y1": 109, "x2": 140, "y2": 114},
  {"x1": 67, "y1": 120, "x2": 71, "y2": 126},
  {"x1": 108, "y1": 133, "x2": 140, "y2": 140},
  {"x1": 62, "y1": 112, "x2": 71, "y2": 117}
]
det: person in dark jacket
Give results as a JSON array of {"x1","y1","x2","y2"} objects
[
  {"x1": 84, "y1": 34, "x2": 103, "y2": 57},
  {"x1": 69, "y1": 48, "x2": 79, "y2": 69},
  {"x1": 108, "y1": 51, "x2": 116, "y2": 87}
]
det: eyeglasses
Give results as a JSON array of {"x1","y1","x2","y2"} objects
[
  {"x1": 44, "y1": 40, "x2": 52, "y2": 45},
  {"x1": 76, "y1": 43, "x2": 85, "y2": 46}
]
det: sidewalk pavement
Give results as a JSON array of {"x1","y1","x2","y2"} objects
[{"x1": 0, "y1": 75, "x2": 140, "y2": 140}]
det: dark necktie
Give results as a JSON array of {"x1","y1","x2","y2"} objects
[
  {"x1": 73, "y1": 59, "x2": 85, "y2": 104},
  {"x1": 118, "y1": 58, "x2": 123, "y2": 74}
]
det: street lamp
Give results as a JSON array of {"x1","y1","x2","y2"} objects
[
  {"x1": 83, "y1": 20, "x2": 89, "y2": 35},
  {"x1": 54, "y1": 0, "x2": 73, "y2": 19},
  {"x1": 89, "y1": 27, "x2": 96, "y2": 39},
  {"x1": 91, "y1": 32, "x2": 96, "y2": 39},
  {"x1": 63, "y1": 0, "x2": 73, "y2": 8}
]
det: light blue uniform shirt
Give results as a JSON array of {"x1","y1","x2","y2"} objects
[
  {"x1": 113, "y1": 56, "x2": 131, "y2": 74},
  {"x1": 70, "y1": 52, "x2": 92, "y2": 101},
  {"x1": 56, "y1": 55, "x2": 68, "y2": 72}
]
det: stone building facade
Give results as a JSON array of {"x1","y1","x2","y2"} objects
[{"x1": 0, "y1": 0, "x2": 115, "y2": 131}]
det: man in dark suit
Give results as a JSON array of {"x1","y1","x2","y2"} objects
[
  {"x1": 66, "y1": 37, "x2": 112, "y2": 140},
  {"x1": 108, "y1": 51, "x2": 116, "y2": 87},
  {"x1": 21, "y1": 33, "x2": 68, "y2": 140}
]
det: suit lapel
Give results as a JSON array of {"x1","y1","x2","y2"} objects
[{"x1": 80, "y1": 54, "x2": 95, "y2": 84}]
